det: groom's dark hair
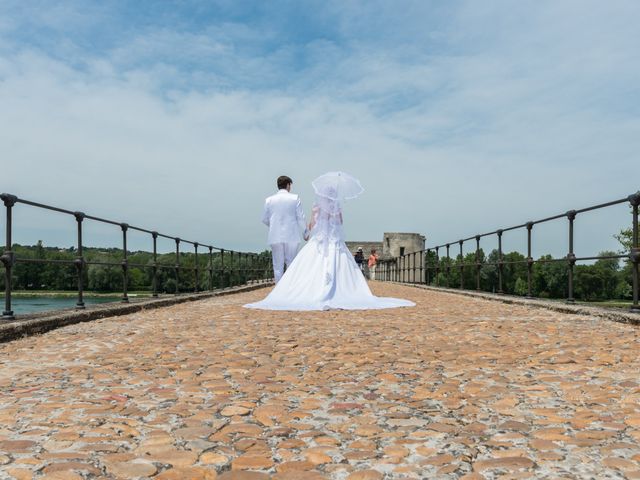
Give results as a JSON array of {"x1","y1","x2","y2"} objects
[{"x1": 277, "y1": 175, "x2": 293, "y2": 189}]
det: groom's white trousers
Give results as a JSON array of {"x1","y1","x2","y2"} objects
[{"x1": 271, "y1": 242, "x2": 299, "y2": 283}]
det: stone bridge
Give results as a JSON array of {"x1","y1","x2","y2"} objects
[{"x1": 0, "y1": 283, "x2": 639, "y2": 480}]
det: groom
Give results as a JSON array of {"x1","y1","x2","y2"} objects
[{"x1": 262, "y1": 175, "x2": 309, "y2": 283}]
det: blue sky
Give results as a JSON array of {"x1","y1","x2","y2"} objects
[{"x1": 0, "y1": 0, "x2": 639, "y2": 258}]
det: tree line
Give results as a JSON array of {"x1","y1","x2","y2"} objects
[
  {"x1": 425, "y1": 249, "x2": 631, "y2": 301},
  {"x1": 1, "y1": 242, "x2": 272, "y2": 293}
]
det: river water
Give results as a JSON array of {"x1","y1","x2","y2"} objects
[{"x1": 1, "y1": 296, "x2": 122, "y2": 315}]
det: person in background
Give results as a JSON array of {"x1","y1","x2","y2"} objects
[
  {"x1": 368, "y1": 248, "x2": 379, "y2": 280},
  {"x1": 354, "y1": 246, "x2": 365, "y2": 274}
]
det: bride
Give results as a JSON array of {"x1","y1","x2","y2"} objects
[{"x1": 244, "y1": 172, "x2": 415, "y2": 311}]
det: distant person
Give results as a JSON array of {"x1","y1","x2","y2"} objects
[
  {"x1": 260, "y1": 175, "x2": 309, "y2": 283},
  {"x1": 354, "y1": 246, "x2": 365, "y2": 274},
  {"x1": 368, "y1": 248, "x2": 379, "y2": 280}
]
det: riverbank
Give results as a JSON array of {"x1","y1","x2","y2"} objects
[{"x1": 8, "y1": 290, "x2": 154, "y2": 298}]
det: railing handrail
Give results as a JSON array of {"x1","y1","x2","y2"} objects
[
  {"x1": 8, "y1": 194, "x2": 252, "y2": 254},
  {"x1": 0, "y1": 192, "x2": 274, "y2": 319},
  {"x1": 378, "y1": 190, "x2": 640, "y2": 311},
  {"x1": 425, "y1": 195, "x2": 631, "y2": 251}
]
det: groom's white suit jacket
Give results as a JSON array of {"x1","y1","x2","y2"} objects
[{"x1": 262, "y1": 189, "x2": 307, "y2": 245}]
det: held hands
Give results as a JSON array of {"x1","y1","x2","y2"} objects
[{"x1": 303, "y1": 223, "x2": 313, "y2": 241}]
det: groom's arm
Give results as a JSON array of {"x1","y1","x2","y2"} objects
[
  {"x1": 295, "y1": 197, "x2": 309, "y2": 240},
  {"x1": 261, "y1": 199, "x2": 270, "y2": 227}
]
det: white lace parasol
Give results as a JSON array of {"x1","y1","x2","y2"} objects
[{"x1": 311, "y1": 171, "x2": 364, "y2": 203}]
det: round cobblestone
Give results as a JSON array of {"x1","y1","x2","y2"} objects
[{"x1": 0, "y1": 284, "x2": 639, "y2": 479}]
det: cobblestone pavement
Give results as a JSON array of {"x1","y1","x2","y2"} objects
[{"x1": 1, "y1": 283, "x2": 639, "y2": 480}]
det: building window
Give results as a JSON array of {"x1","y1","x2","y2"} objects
[{"x1": 399, "y1": 246, "x2": 405, "y2": 256}]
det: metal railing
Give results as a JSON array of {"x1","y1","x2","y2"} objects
[
  {"x1": 0, "y1": 193, "x2": 273, "y2": 320},
  {"x1": 379, "y1": 191, "x2": 640, "y2": 311}
]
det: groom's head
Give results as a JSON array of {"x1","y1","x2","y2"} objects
[{"x1": 277, "y1": 175, "x2": 293, "y2": 192}]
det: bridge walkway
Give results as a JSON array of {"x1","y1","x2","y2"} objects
[{"x1": 0, "y1": 283, "x2": 638, "y2": 479}]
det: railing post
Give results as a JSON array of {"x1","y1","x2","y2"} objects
[
  {"x1": 256, "y1": 254, "x2": 260, "y2": 284},
  {"x1": 245, "y1": 253, "x2": 248, "y2": 284},
  {"x1": 270, "y1": 251, "x2": 274, "y2": 281},
  {"x1": 459, "y1": 240, "x2": 464, "y2": 290},
  {"x1": 152, "y1": 232, "x2": 158, "y2": 297},
  {"x1": 402, "y1": 255, "x2": 406, "y2": 283},
  {"x1": 194, "y1": 242, "x2": 199, "y2": 293},
  {"x1": 475, "y1": 235, "x2": 481, "y2": 291},
  {"x1": 526, "y1": 222, "x2": 533, "y2": 298},
  {"x1": 241, "y1": 253, "x2": 246, "y2": 284},
  {"x1": 422, "y1": 250, "x2": 426, "y2": 285},
  {"x1": 566, "y1": 211, "x2": 576, "y2": 303},
  {"x1": 629, "y1": 192, "x2": 640, "y2": 311},
  {"x1": 1, "y1": 193, "x2": 17, "y2": 319},
  {"x1": 259, "y1": 254, "x2": 264, "y2": 283},
  {"x1": 220, "y1": 249, "x2": 225, "y2": 288},
  {"x1": 435, "y1": 247, "x2": 440, "y2": 286},
  {"x1": 74, "y1": 212, "x2": 85, "y2": 309},
  {"x1": 175, "y1": 238, "x2": 180, "y2": 295},
  {"x1": 446, "y1": 244, "x2": 450, "y2": 288},
  {"x1": 208, "y1": 246, "x2": 213, "y2": 291},
  {"x1": 230, "y1": 250, "x2": 234, "y2": 286},
  {"x1": 121, "y1": 223, "x2": 129, "y2": 303},
  {"x1": 394, "y1": 258, "x2": 398, "y2": 282},
  {"x1": 413, "y1": 252, "x2": 417, "y2": 283},
  {"x1": 497, "y1": 230, "x2": 504, "y2": 294}
]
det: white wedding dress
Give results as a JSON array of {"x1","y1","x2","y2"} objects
[{"x1": 244, "y1": 180, "x2": 415, "y2": 311}]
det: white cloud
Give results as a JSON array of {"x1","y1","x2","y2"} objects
[{"x1": 0, "y1": 0, "x2": 638, "y2": 258}]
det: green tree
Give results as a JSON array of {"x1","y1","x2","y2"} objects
[
  {"x1": 533, "y1": 255, "x2": 568, "y2": 298},
  {"x1": 514, "y1": 277, "x2": 528, "y2": 296},
  {"x1": 574, "y1": 266, "x2": 602, "y2": 301},
  {"x1": 502, "y1": 252, "x2": 527, "y2": 294}
]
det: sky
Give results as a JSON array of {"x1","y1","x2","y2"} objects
[{"x1": 0, "y1": 0, "x2": 638, "y2": 259}]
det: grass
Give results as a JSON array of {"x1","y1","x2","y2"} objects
[{"x1": 576, "y1": 299, "x2": 636, "y2": 309}]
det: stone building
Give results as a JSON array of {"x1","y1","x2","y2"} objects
[
  {"x1": 346, "y1": 233, "x2": 426, "y2": 280},
  {"x1": 381, "y1": 232, "x2": 425, "y2": 259},
  {"x1": 346, "y1": 233, "x2": 425, "y2": 260}
]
